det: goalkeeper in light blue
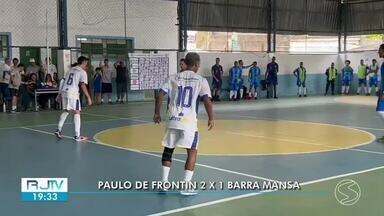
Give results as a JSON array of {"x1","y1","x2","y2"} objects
[{"x1": 248, "y1": 61, "x2": 261, "y2": 99}]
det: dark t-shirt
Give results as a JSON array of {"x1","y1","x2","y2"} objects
[
  {"x1": 115, "y1": 65, "x2": 127, "y2": 83},
  {"x1": 212, "y1": 65, "x2": 223, "y2": 82}
]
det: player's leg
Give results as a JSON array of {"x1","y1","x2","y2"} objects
[
  {"x1": 331, "y1": 80, "x2": 335, "y2": 95},
  {"x1": 273, "y1": 84, "x2": 278, "y2": 99},
  {"x1": 325, "y1": 80, "x2": 330, "y2": 95},
  {"x1": 71, "y1": 98, "x2": 87, "y2": 141},
  {"x1": 303, "y1": 83, "x2": 307, "y2": 97},
  {"x1": 55, "y1": 95, "x2": 69, "y2": 139},
  {"x1": 357, "y1": 81, "x2": 361, "y2": 95},
  {"x1": 161, "y1": 147, "x2": 174, "y2": 183},
  {"x1": 181, "y1": 148, "x2": 197, "y2": 195},
  {"x1": 11, "y1": 89, "x2": 18, "y2": 113}
]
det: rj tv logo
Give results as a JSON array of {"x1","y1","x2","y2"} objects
[{"x1": 21, "y1": 178, "x2": 68, "y2": 202}]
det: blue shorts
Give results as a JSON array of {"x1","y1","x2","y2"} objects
[
  {"x1": 358, "y1": 78, "x2": 367, "y2": 85},
  {"x1": 250, "y1": 80, "x2": 259, "y2": 89},
  {"x1": 342, "y1": 78, "x2": 351, "y2": 86},
  {"x1": 370, "y1": 77, "x2": 378, "y2": 87},
  {"x1": 231, "y1": 83, "x2": 240, "y2": 91}
]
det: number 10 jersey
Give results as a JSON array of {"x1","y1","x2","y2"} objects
[{"x1": 161, "y1": 70, "x2": 211, "y2": 131}]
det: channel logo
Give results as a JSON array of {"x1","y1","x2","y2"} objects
[{"x1": 21, "y1": 178, "x2": 68, "y2": 202}]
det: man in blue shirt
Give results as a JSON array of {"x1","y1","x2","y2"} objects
[
  {"x1": 229, "y1": 61, "x2": 242, "y2": 101},
  {"x1": 265, "y1": 57, "x2": 279, "y2": 99},
  {"x1": 248, "y1": 61, "x2": 261, "y2": 99},
  {"x1": 376, "y1": 44, "x2": 384, "y2": 142}
]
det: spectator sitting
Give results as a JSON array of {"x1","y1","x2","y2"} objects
[{"x1": 38, "y1": 74, "x2": 58, "y2": 110}]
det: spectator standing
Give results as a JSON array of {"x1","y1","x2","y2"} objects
[
  {"x1": 9, "y1": 61, "x2": 23, "y2": 113},
  {"x1": 0, "y1": 58, "x2": 12, "y2": 112},
  {"x1": 265, "y1": 57, "x2": 279, "y2": 99},
  {"x1": 93, "y1": 67, "x2": 102, "y2": 105},
  {"x1": 114, "y1": 60, "x2": 128, "y2": 104},
  {"x1": 211, "y1": 57, "x2": 223, "y2": 101},
  {"x1": 100, "y1": 59, "x2": 113, "y2": 104},
  {"x1": 325, "y1": 62, "x2": 338, "y2": 96}
]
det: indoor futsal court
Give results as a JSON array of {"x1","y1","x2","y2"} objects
[{"x1": 1, "y1": 0, "x2": 384, "y2": 216}]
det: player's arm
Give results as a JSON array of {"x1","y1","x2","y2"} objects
[
  {"x1": 200, "y1": 79, "x2": 214, "y2": 130},
  {"x1": 211, "y1": 67, "x2": 218, "y2": 82},
  {"x1": 80, "y1": 83, "x2": 92, "y2": 106},
  {"x1": 154, "y1": 90, "x2": 166, "y2": 124},
  {"x1": 203, "y1": 96, "x2": 214, "y2": 130}
]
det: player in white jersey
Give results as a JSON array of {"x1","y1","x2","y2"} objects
[
  {"x1": 54, "y1": 56, "x2": 92, "y2": 141},
  {"x1": 154, "y1": 52, "x2": 214, "y2": 195}
]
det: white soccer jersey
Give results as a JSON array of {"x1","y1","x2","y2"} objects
[
  {"x1": 60, "y1": 66, "x2": 88, "y2": 98},
  {"x1": 161, "y1": 70, "x2": 211, "y2": 131}
]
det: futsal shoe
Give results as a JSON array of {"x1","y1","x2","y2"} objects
[
  {"x1": 54, "y1": 130, "x2": 63, "y2": 139},
  {"x1": 74, "y1": 136, "x2": 89, "y2": 142},
  {"x1": 180, "y1": 189, "x2": 198, "y2": 196},
  {"x1": 304, "y1": 95, "x2": 307, "y2": 97}
]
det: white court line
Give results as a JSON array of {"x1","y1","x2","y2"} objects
[
  {"x1": 352, "y1": 126, "x2": 384, "y2": 131},
  {"x1": 148, "y1": 164, "x2": 384, "y2": 216},
  {"x1": 0, "y1": 115, "x2": 148, "y2": 130},
  {"x1": 20, "y1": 127, "x2": 280, "y2": 183}
]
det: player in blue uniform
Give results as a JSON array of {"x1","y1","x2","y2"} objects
[
  {"x1": 341, "y1": 60, "x2": 353, "y2": 95},
  {"x1": 229, "y1": 61, "x2": 242, "y2": 101},
  {"x1": 248, "y1": 61, "x2": 261, "y2": 99},
  {"x1": 376, "y1": 44, "x2": 384, "y2": 142}
]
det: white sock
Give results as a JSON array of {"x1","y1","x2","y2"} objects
[
  {"x1": 346, "y1": 86, "x2": 350, "y2": 94},
  {"x1": 58, "y1": 112, "x2": 69, "y2": 131},
  {"x1": 342, "y1": 86, "x2": 345, "y2": 94},
  {"x1": 376, "y1": 87, "x2": 379, "y2": 93},
  {"x1": 255, "y1": 91, "x2": 258, "y2": 98},
  {"x1": 230, "y1": 91, "x2": 234, "y2": 99},
  {"x1": 162, "y1": 166, "x2": 171, "y2": 182},
  {"x1": 12, "y1": 105, "x2": 16, "y2": 110},
  {"x1": 357, "y1": 87, "x2": 361, "y2": 94},
  {"x1": 303, "y1": 87, "x2": 307, "y2": 95},
  {"x1": 74, "y1": 113, "x2": 81, "y2": 137},
  {"x1": 239, "y1": 89, "x2": 244, "y2": 98},
  {"x1": 378, "y1": 111, "x2": 384, "y2": 119},
  {"x1": 184, "y1": 170, "x2": 194, "y2": 182}
]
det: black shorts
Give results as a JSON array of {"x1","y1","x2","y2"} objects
[
  {"x1": 10, "y1": 88, "x2": 19, "y2": 97},
  {"x1": 102, "y1": 83, "x2": 112, "y2": 93}
]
